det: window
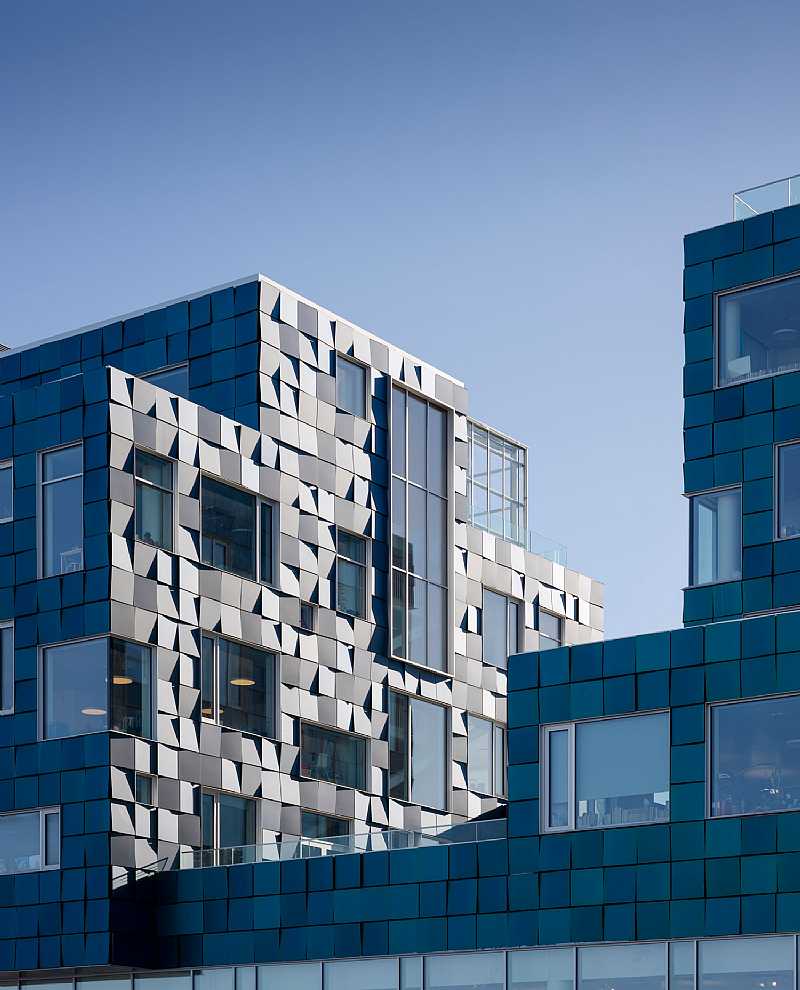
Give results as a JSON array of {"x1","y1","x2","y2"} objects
[
  {"x1": 699, "y1": 936, "x2": 794, "y2": 989},
  {"x1": 201, "y1": 635, "x2": 277, "y2": 738},
  {"x1": 134, "y1": 449, "x2": 173, "y2": 551},
  {"x1": 426, "y1": 953, "x2": 504, "y2": 990},
  {"x1": 325, "y1": 959, "x2": 398, "y2": 990},
  {"x1": 468, "y1": 716, "x2": 506, "y2": 797},
  {"x1": 778, "y1": 442, "x2": 800, "y2": 539},
  {"x1": 41, "y1": 443, "x2": 83, "y2": 576},
  {"x1": 578, "y1": 943, "x2": 665, "y2": 990},
  {"x1": 509, "y1": 947, "x2": 575, "y2": 989},
  {"x1": 336, "y1": 530, "x2": 368, "y2": 619},
  {"x1": 201, "y1": 476, "x2": 256, "y2": 579},
  {"x1": 0, "y1": 808, "x2": 59, "y2": 874},
  {"x1": 135, "y1": 773, "x2": 156, "y2": 806},
  {"x1": 391, "y1": 387, "x2": 448, "y2": 670},
  {"x1": 710, "y1": 693, "x2": 800, "y2": 817},
  {"x1": 201, "y1": 789, "x2": 256, "y2": 853},
  {"x1": 259, "y1": 501, "x2": 276, "y2": 584},
  {"x1": 143, "y1": 364, "x2": 189, "y2": 398},
  {"x1": 300, "y1": 723, "x2": 367, "y2": 789},
  {"x1": 467, "y1": 422, "x2": 526, "y2": 544},
  {"x1": 718, "y1": 275, "x2": 800, "y2": 386},
  {"x1": 542, "y1": 712, "x2": 669, "y2": 832},
  {"x1": 336, "y1": 355, "x2": 367, "y2": 418},
  {"x1": 538, "y1": 610, "x2": 562, "y2": 651},
  {"x1": 482, "y1": 589, "x2": 520, "y2": 669},
  {"x1": 389, "y1": 691, "x2": 447, "y2": 810},
  {"x1": 301, "y1": 810, "x2": 351, "y2": 841},
  {"x1": 0, "y1": 461, "x2": 12, "y2": 523},
  {"x1": 42, "y1": 637, "x2": 152, "y2": 740},
  {"x1": 0, "y1": 623, "x2": 12, "y2": 714},
  {"x1": 689, "y1": 488, "x2": 742, "y2": 585},
  {"x1": 300, "y1": 602, "x2": 317, "y2": 632}
]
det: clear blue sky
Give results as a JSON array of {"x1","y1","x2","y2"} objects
[{"x1": 2, "y1": 1, "x2": 799, "y2": 638}]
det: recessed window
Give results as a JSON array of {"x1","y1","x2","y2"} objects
[
  {"x1": 300, "y1": 810, "x2": 351, "y2": 841},
  {"x1": 468, "y1": 715, "x2": 506, "y2": 797},
  {"x1": 143, "y1": 364, "x2": 189, "y2": 398},
  {"x1": 482, "y1": 590, "x2": 520, "y2": 669},
  {"x1": 201, "y1": 635, "x2": 277, "y2": 739},
  {"x1": 0, "y1": 623, "x2": 12, "y2": 714},
  {"x1": 135, "y1": 773, "x2": 157, "y2": 807},
  {"x1": 42, "y1": 637, "x2": 152, "y2": 740},
  {"x1": 711, "y1": 693, "x2": 800, "y2": 817},
  {"x1": 689, "y1": 488, "x2": 742, "y2": 586},
  {"x1": 259, "y1": 500, "x2": 277, "y2": 584},
  {"x1": 300, "y1": 723, "x2": 367, "y2": 789},
  {"x1": 718, "y1": 275, "x2": 800, "y2": 386},
  {"x1": 201, "y1": 789, "x2": 256, "y2": 854},
  {"x1": 41, "y1": 443, "x2": 83, "y2": 576},
  {"x1": 0, "y1": 808, "x2": 60, "y2": 874},
  {"x1": 389, "y1": 691, "x2": 447, "y2": 810},
  {"x1": 135, "y1": 449, "x2": 173, "y2": 551},
  {"x1": 538, "y1": 610, "x2": 562, "y2": 651},
  {"x1": 201, "y1": 476, "x2": 256, "y2": 580},
  {"x1": 0, "y1": 462, "x2": 12, "y2": 523},
  {"x1": 467, "y1": 422, "x2": 526, "y2": 544},
  {"x1": 336, "y1": 355, "x2": 367, "y2": 418},
  {"x1": 336, "y1": 530, "x2": 368, "y2": 619},
  {"x1": 542, "y1": 712, "x2": 670, "y2": 832},
  {"x1": 300, "y1": 602, "x2": 317, "y2": 632},
  {"x1": 778, "y1": 442, "x2": 800, "y2": 539}
]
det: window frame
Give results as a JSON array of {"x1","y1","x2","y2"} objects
[
  {"x1": 259, "y1": 497, "x2": 279, "y2": 587},
  {"x1": 300, "y1": 809, "x2": 353, "y2": 841},
  {"x1": 481, "y1": 588, "x2": 522, "y2": 669},
  {"x1": 142, "y1": 362, "x2": 190, "y2": 397},
  {"x1": 388, "y1": 688, "x2": 450, "y2": 812},
  {"x1": 38, "y1": 635, "x2": 155, "y2": 742},
  {"x1": 687, "y1": 484, "x2": 743, "y2": 588},
  {"x1": 541, "y1": 710, "x2": 671, "y2": 834},
  {"x1": 335, "y1": 354, "x2": 369, "y2": 420},
  {"x1": 200, "y1": 632, "x2": 279, "y2": 741},
  {"x1": 38, "y1": 441, "x2": 84, "y2": 578},
  {"x1": 200, "y1": 787, "x2": 259, "y2": 855},
  {"x1": 135, "y1": 772, "x2": 158, "y2": 807},
  {"x1": 298, "y1": 720, "x2": 370, "y2": 791},
  {"x1": 776, "y1": 440, "x2": 800, "y2": 542},
  {"x1": 0, "y1": 807, "x2": 60, "y2": 874},
  {"x1": 537, "y1": 609, "x2": 563, "y2": 651},
  {"x1": 335, "y1": 527, "x2": 369, "y2": 620},
  {"x1": 0, "y1": 621, "x2": 13, "y2": 715},
  {"x1": 468, "y1": 714, "x2": 507, "y2": 798},
  {"x1": 0, "y1": 459, "x2": 12, "y2": 524},
  {"x1": 466, "y1": 418, "x2": 528, "y2": 545},
  {"x1": 134, "y1": 446, "x2": 175, "y2": 552}
]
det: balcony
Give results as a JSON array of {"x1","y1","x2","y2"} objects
[{"x1": 733, "y1": 174, "x2": 800, "y2": 219}]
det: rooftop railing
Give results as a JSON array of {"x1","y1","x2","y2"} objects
[
  {"x1": 528, "y1": 530, "x2": 568, "y2": 567},
  {"x1": 173, "y1": 818, "x2": 506, "y2": 871},
  {"x1": 733, "y1": 175, "x2": 800, "y2": 219}
]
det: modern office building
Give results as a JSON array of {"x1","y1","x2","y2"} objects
[{"x1": 13, "y1": 172, "x2": 800, "y2": 987}]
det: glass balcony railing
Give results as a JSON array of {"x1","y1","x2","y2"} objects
[
  {"x1": 171, "y1": 818, "x2": 506, "y2": 871},
  {"x1": 733, "y1": 175, "x2": 800, "y2": 219},
  {"x1": 527, "y1": 530, "x2": 568, "y2": 567}
]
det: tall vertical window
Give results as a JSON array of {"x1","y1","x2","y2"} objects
[
  {"x1": 482, "y1": 589, "x2": 520, "y2": 669},
  {"x1": 466, "y1": 422, "x2": 526, "y2": 544},
  {"x1": 0, "y1": 808, "x2": 60, "y2": 874},
  {"x1": 299, "y1": 723, "x2": 367, "y2": 789},
  {"x1": 41, "y1": 444, "x2": 83, "y2": 576},
  {"x1": 201, "y1": 476, "x2": 256, "y2": 579},
  {"x1": 336, "y1": 531, "x2": 367, "y2": 619},
  {"x1": 690, "y1": 487, "x2": 742, "y2": 585},
  {"x1": 468, "y1": 716, "x2": 506, "y2": 797},
  {"x1": 0, "y1": 623, "x2": 12, "y2": 714},
  {"x1": 42, "y1": 637, "x2": 151, "y2": 740},
  {"x1": 201, "y1": 635, "x2": 277, "y2": 738},
  {"x1": 538, "y1": 610, "x2": 562, "y2": 651},
  {"x1": 0, "y1": 461, "x2": 12, "y2": 523},
  {"x1": 388, "y1": 691, "x2": 447, "y2": 810},
  {"x1": 336, "y1": 355, "x2": 367, "y2": 418},
  {"x1": 391, "y1": 387, "x2": 448, "y2": 670},
  {"x1": 778, "y1": 442, "x2": 800, "y2": 539},
  {"x1": 135, "y1": 449, "x2": 173, "y2": 550},
  {"x1": 201, "y1": 789, "x2": 256, "y2": 854},
  {"x1": 260, "y1": 501, "x2": 276, "y2": 584}
]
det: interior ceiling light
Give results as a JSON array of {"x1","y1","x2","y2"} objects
[
  {"x1": 773, "y1": 327, "x2": 800, "y2": 337},
  {"x1": 112, "y1": 675, "x2": 133, "y2": 685},
  {"x1": 81, "y1": 707, "x2": 107, "y2": 717},
  {"x1": 230, "y1": 677, "x2": 256, "y2": 687}
]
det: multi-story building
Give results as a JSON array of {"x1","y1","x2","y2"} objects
[{"x1": 24, "y1": 166, "x2": 800, "y2": 988}]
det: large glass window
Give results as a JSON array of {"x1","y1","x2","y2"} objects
[
  {"x1": 0, "y1": 623, "x2": 12, "y2": 713},
  {"x1": 201, "y1": 635, "x2": 277, "y2": 738},
  {"x1": 325, "y1": 959, "x2": 397, "y2": 990},
  {"x1": 300, "y1": 723, "x2": 367, "y2": 789},
  {"x1": 258, "y1": 964, "x2": 321, "y2": 990},
  {"x1": 301, "y1": 811, "x2": 351, "y2": 841},
  {"x1": 0, "y1": 461, "x2": 12, "y2": 523},
  {"x1": 0, "y1": 808, "x2": 59, "y2": 875},
  {"x1": 201, "y1": 476, "x2": 256, "y2": 579},
  {"x1": 482, "y1": 589, "x2": 520, "y2": 668},
  {"x1": 143, "y1": 364, "x2": 189, "y2": 398},
  {"x1": 718, "y1": 275, "x2": 800, "y2": 386},
  {"x1": 201, "y1": 789, "x2": 256, "y2": 854},
  {"x1": 468, "y1": 716, "x2": 505, "y2": 797},
  {"x1": 389, "y1": 691, "x2": 447, "y2": 810},
  {"x1": 135, "y1": 449, "x2": 173, "y2": 551},
  {"x1": 336, "y1": 531, "x2": 368, "y2": 618},
  {"x1": 689, "y1": 488, "x2": 742, "y2": 586},
  {"x1": 538, "y1": 611, "x2": 562, "y2": 651},
  {"x1": 711, "y1": 693, "x2": 800, "y2": 816},
  {"x1": 336, "y1": 355, "x2": 367, "y2": 418},
  {"x1": 699, "y1": 936, "x2": 793, "y2": 989},
  {"x1": 467, "y1": 422, "x2": 526, "y2": 544},
  {"x1": 41, "y1": 443, "x2": 83, "y2": 576},
  {"x1": 425, "y1": 952, "x2": 504, "y2": 990},
  {"x1": 543, "y1": 713, "x2": 669, "y2": 832},
  {"x1": 778, "y1": 442, "x2": 800, "y2": 539},
  {"x1": 509, "y1": 947, "x2": 575, "y2": 990},
  {"x1": 391, "y1": 387, "x2": 448, "y2": 670},
  {"x1": 42, "y1": 638, "x2": 151, "y2": 740},
  {"x1": 578, "y1": 943, "x2": 665, "y2": 990}
]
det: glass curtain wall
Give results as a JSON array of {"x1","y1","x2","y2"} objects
[{"x1": 466, "y1": 422, "x2": 526, "y2": 545}]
